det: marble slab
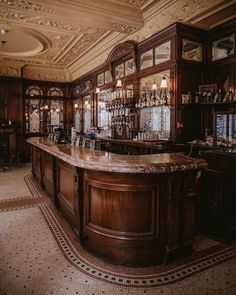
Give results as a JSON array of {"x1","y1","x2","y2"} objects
[{"x1": 27, "y1": 137, "x2": 207, "y2": 174}]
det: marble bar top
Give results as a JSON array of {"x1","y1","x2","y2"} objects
[{"x1": 27, "y1": 137, "x2": 207, "y2": 174}]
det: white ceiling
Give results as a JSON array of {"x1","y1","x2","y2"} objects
[{"x1": 0, "y1": 0, "x2": 235, "y2": 82}]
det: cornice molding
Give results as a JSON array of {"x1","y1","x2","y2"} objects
[{"x1": 69, "y1": 32, "x2": 127, "y2": 80}]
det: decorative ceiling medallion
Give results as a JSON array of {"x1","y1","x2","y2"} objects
[{"x1": 0, "y1": 27, "x2": 50, "y2": 57}]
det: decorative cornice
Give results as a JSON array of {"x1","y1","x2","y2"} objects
[
  {"x1": 23, "y1": 67, "x2": 70, "y2": 82},
  {"x1": 0, "y1": 65, "x2": 20, "y2": 77},
  {"x1": 0, "y1": 7, "x2": 81, "y2": 32},
  {"x1": 0, "y1": 0, "x2": 55, "y2": 13},
  {"x1": 58, "y1": 29, "x2": 107, "y2": 66}
]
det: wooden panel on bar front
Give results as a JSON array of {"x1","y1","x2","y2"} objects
[
  {"x1": 83, "y1": 171, "x2": 160, "y2": 266},
  {"x1": 31, "y1": 146, "x2": 41, "y2": 183},
  {"x1": 56, "y1": 159, "x2": 78, "y2": 228},
  {"x1": 41, "y1": 151, "x2": 54, "y2": 203}
]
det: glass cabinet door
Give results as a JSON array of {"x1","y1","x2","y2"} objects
[{"x1": 215, "y1": 112, "x2": 236, "y2": 146}]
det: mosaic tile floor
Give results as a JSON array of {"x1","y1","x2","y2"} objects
[
  {"x1": 0, "y1": 164, "x2": 34, "y2": 201},
  {"x1": 0, "y1": 166, "x2": 236, "y2": 294}
]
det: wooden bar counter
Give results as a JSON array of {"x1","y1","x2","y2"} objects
[{"x1": 27, "y1": 137, "x2": 207, "y2": 266}]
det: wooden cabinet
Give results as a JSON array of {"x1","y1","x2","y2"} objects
[{"x1": 200, "y1": 151, "x2": 236, "y2": 239}]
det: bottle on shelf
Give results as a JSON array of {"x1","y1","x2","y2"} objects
[{"x1": 195, "y1": 91, "x2": 200, "y2": 103}]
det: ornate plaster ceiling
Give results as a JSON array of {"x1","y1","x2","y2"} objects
[{"x1": 0, "y1": 0, "x2": 235, "y2": 82}]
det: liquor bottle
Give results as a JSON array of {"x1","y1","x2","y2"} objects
[
  {"x1": 218, "y1": 89, "x2": 222, "y2": 102},
  {"x1": 195, "y1": 91, "x2": 199, "y2": 103},
  {"x1": 229, "y1": 88, "x2": 233, "y2": 101}
]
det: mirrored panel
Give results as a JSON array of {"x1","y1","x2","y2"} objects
[
  {"x1": 215, "y1": 112, "x2": 236, "y2": 149},
  {"x1": 182, "y1": 39, "x2": 202, "y2": 62},
  {"x1": 26, "y1": 99, "x2": 40, "y2": 133},
  {"x1": 115, "y1": 63, "x2": 124, "y2": 79},
  {"x1": 125, "y1": 58, "x2": 136, "y2": 75},
  {"x1": 155, "y1": 40, "x2": 171, "y2": 65},
  {"x1": 216, "y1": 113, "x2": 227, "y2": 144},
  {"x1": 105, "y1": 70, "x2": 112, "y2": 84},
  {"x1": 212, "y1": 35, "x2": 235, "y2": 61},
  {"x1": 140, "y1": 49, "x2": 153, "y2": 70},
  {"x1": 97, "y1": 89, "x2": 112, "y2": 130},
  {"x1": 83, "y1": 95, "x2": 92, "y2": 133},
  {"x1": 97, "y1": 72, "x2": 105, "y2": 87},
  {"x1": 74, "y1": 99, "x2": 81, "y2": 133},
  {"x1": 139, "y1": 106, "x2": 170, "y2": 139}
]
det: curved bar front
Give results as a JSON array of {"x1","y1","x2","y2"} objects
[{"x1": 28, "y1": 137, "x2": 207, "y2": 266}]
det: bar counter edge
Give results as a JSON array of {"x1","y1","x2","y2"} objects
[{"x1": 27, "y1": 137, "x2": 207, "y2": 266}]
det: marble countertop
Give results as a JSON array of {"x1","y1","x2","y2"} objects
[{"x1": 27, "y1": 137, "x2": 207, "y2": 174}]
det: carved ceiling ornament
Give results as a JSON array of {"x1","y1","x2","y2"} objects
[
  {"x1": 0, "y1": 65, "x2": 20, "y2": 77},
  {"x1": 0, "y1": 7, "x2": 81, "y2": 32},
  {"x1": 58, "y1": 28, "x2": 107, "y2": 66},
  {"x1": 0, "y1": 0, "x2": 55, "y2": 13},
  {"x1": 71, "y1": 0, "x2": 228, "y2": 79},
  {"x1": 0, "y1": 0, "x2": 232, "y2": 82}
]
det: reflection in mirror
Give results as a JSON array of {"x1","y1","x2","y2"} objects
[
  {"x1": 182, "y1": 39, "x2": 202, "y2": 62},
  {"x1": 105, "y1": 70, "x2": 112, "y2": 84},
  {"x1": 49, "y1": 100, "x2": 63, "y2": 133},
  {"x1": 27, "y1": 99, "x2": 40, "y2": 133},
  {"x1": 115, "y1": 63, "x2": 124, "y2": 79},
  {"x1": 212, "y1": 35, "x2": 235, "y2": 61},
  {"x1": 155, "y1": 40, "x2": 171, "y2": 65},
  {"x1": 97, "y1": 72, "x2": 105, "y2": 87},
  {"x1": 98, "y1": 89, "x2": 112, "y2": 130},
  {"x1": 215, "y1": 112, "x2": 236, "y2": 150},
  {"x1": 140, "y1": 49, "x2": 153, "y2": 70},
  {"x1": 216, "y1": 113, "x2": 227, "y2": 144},
  {"x1": 125, "y1": 58, "x2": 136, "y2": 75},
  {"x1": 84, "y1": 95, "x2": 92, "y2": 132},
  {"x1": 74, "y1": 99, "x2": 81, "y2": 132},
  {"x1": 139, "y1": 106, "x2": 170, "y2": 139},
  {"x1": 139, "y1": 71, "x2": 171, "y2": 139}
]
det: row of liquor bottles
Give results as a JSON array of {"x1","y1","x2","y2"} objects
[
  {"x1": 182, "y1": 88, "x2": 236, "y2": 104},
  {"x1": 135, "y1": 91, "x2": 169, "y2": 108},
  {"x1": 105, "y1": 91, "x2": 169, "y2": 113},
  {"x1": 111, "y1": 114, "x2": 135, "y2": 127}
]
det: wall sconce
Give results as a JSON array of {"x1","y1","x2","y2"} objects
[
  {"x1": 74, "y1": 103, "x2": 78, "y2": 109},
  {"x1": 0, "y1": 28, "x2": 8, "y2": 34},
  {"x1": 96, "y1": 87, "x2": 100, "y2": 93},
  {"x1": 116, "y1": 79, "x2": 122, "y2": 87},
  {"x1": 160, "y1": 76, "x2": 168, "y2": 88},
  {"x1": 152, "y1": 82, "x2": 157, "y2": 91},
  {"x1": 84, "y1": 99, "x2": 91, "y2": 111}
]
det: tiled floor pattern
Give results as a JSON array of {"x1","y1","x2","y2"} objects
[
  {"x1": 0, "y1": 205, "x2": 236, "y2": 295},
  {"x1": 0, "y1": 164, "x2": 33, "y2": 201},
  {"x1": 39, "y1": 202, "x2": 236, "y2": 287},
  {"x1": 0, "y1": 166, "x2": 236, "y2": 294}
]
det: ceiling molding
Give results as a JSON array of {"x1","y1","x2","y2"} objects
[{"x1": 0, "y1": 0, "x2": 233, "y2": 82}]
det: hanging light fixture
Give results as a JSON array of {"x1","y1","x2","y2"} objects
[{"x1": 96, "y1": 87, "x2": 100, "y2": 93}]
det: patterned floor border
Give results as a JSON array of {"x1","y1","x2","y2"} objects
[
  {"x1": 0, "y1": 174, "x2": 40, "y2": 203},
  {"x1": 39, "y1": 203, "x2": 236, "y2": 288}
]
